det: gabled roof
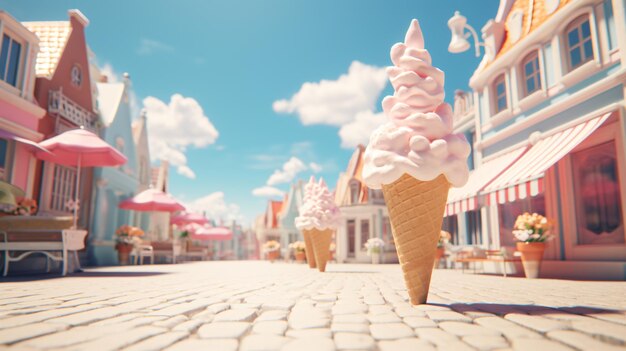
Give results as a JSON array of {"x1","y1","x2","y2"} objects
[
  {"x1": 335, "y1": 145, "x2": 370, "y2": 206},
  {"x1": 269, "y1": 200, "x2": 283, "y2": 229},
  {"x1": 22, "y1": 21, "x2": 71, "y2": 78},
  {"x1": 495, "y1": 0, "x2": 572, "y2": 60},
  {"x1": 96, "y1": 82, "x2": 125, "y2": 126}
]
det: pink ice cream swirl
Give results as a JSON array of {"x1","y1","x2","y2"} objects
[
  {"x1": 295, "y1": 177, "x2": 341, "y2": 231},
  {"x1": 362, "y1": 19, "x2": 470, "y2": 189}
]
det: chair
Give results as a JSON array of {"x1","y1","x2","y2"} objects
[{"x1": 131, "y1": 244, "x2": 154, "y2": 265}]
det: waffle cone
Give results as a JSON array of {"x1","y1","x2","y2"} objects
[
  {"x1": 382, "y1": 173, "x2": 449, "y2": 305},
  {"x1": 310, "y1": 228, "x2": 333, "y2": 272},
  {"x1": 302, "y1": 230, "x2": 317, "y2": 268}
]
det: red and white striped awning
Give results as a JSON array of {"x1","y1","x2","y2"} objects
[
  {"x1": 482, "y1": 112, "x2": 612, "y2": 204},
  {"x1": 445, "y1": 146, "x2": 526, "y2": 216}
]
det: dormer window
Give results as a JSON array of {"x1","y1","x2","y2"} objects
[
  {"x1": 0, "y1": 34, "x2": 22, "y2": 87},
  {"x1": 565, "y1": 15, "x2": 594, "y2": 71},
  {"x1": 71, "y1": 65, "x2": 82, "y2": 87},
  {"x1": 492, "y1": 74, "x2": 507, "y2": 114},
  {"x1": 521, "y1": 51, "x2": 542, "y2": 97},
  {"x1": 349, "y1": 179, "x2": 360, "y2": 205}
]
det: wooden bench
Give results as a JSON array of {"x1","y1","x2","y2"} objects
[
  {"x1": 150, "y1": 241, "x2": 182, "y2": 263},
  {"x1": 455, "y1": 250, "x2": 521, "y2": 277},
  {"x1": 0, "y1": 229, "x2": 87, "y2": 276}
]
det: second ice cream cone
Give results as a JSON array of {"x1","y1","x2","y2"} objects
[
  {"x1": 382, "y1": 173, "x2": 449, "y2": 305},
  {"x1": 303, "y1": 230, "x2": 317, "y2": 268},
  {"x1": 310, "y1": 228, "x2": 333, "y2": 272}
]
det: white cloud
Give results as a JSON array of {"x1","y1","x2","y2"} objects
[
  {"x1": 338, "y1": 110, "x2": 387, "y2": 149},
  {"x1": 143, "y1": 94, "x2": 219, "y2": 179},
  {"x1": 137, "y1": 38, "x2": 174, "y2": 55},
  {"x1": 252, "y1": 186, "x2": 285, "y2": 198},
  {"x1": 309, "y1": 162, "x2": 322, "y2": 173},
  {"x1": 266, "y1": 157, "x2": 307, "y2": 185},
  {"x1": 273, "y1": 61, "x2": 387, "y2": 126},
  {"x1": 186, "y1": 192, "x2": 243, "y2": 223}
]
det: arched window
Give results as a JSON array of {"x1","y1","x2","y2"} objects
[
  {"x1": 565, "y1": 15, "x2": 594, "y2": 71},
  {"x1": 521, "y1": 51, "x2": 542, "y2": 97},
  {"x1": 492, "y1": 74, "x2": 507, "y2": 114}
]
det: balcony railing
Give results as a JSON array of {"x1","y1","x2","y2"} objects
[
  {"x1": 453, "y1": 90, "x2": 475, "y2": 125},
  {"x1": 48, "y1": 89, "x2": 98, "y2": 132}
]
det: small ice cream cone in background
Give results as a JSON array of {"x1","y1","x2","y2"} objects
[
  {"x1": 361, "y1": 20, "x2": 470, "y2": 305},
  {"x1": 302, "y1": 230, "x2": 316, "y2": 268},
  {"x1": 295, "y1": 177, "x2": 341, "y2": 273}
]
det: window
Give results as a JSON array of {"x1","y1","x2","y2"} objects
[
  {"x1": 0, "y1": 138, "x2": 9, "y2": 180},
  {"x1": 493, "y1": 74, "x2": 507, "y2": 114},
  {"x1": 0, "y1": 34, "x2": 22, "y2": 87},
  {"x1": 442, "y1": 215, "x2": 459, "y2": 245},
  {"x1": 71, "y1": 65, "x2": 82, "y2": 87},
  {"x1": 572, "y1": 141, "x2": 624, "y2": 244},
  {"x1": 360, "y1": 219, "x2": 370, "y2": 250},
  {"x1": 522, "y1": 51, "x2": 542, "y2": 96},
  {"x1": 50, "y1": 165, "x2": 77, "y2": 212},
  {"x1": 466, "y1": 210, "x2": 482, "y2": 245},
  {"x1": 382, "y1": 216, "x2": 394, "y2": 249},
  {"x1": 369, "y1": 189, "x2": 384, "y2": 204},
  {"x1": 347, "y1": 219, "x2": 356, "y2": 257},
  {"x1": 498, "y1": 194, "x2": 546, "y2": 247},
  {"x1": 565, "y1": 16, "x2": 594, "y2": 71},
  {"x1": 349, "y1": 180, "x2": 360, "y2": 205}
]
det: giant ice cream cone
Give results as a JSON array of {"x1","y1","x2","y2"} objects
[
  {"x1": 382, "y1": 174, "x2": 449, "y2": 304},
  {"x1": 309, "y1": 228, "x2": 332, "y2": 272},
  {"x1": 361, "y1": 20, "x2": 470, "y2": 305},
  {"x1": 295, "y1": 177, "x2": 341, "y2": 273},
  {"x1": 302, "y1": 230, "x2": 317, "y2": 268}
]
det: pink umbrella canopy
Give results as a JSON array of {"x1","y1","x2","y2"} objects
[
  {"x1": 35, "y1": 127, "x2": 127, "y2": 228},
  {"x1": 186, "y1": 223, "x2": 233, "y2": 241},
  {"x1": 36, "y1": 128, "x2": 127, "y2": 167},
  {"x1": 171, "y1": 212, "x2": 209, "y2": 226},
  {"x1": 119, "y1": 188, "x2": 185, "y2": 212}
]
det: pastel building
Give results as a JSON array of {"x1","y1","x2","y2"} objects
[
  {"x1": 89, "y1": 72, "x2": 140, "y2": 265},
  {"x1": 277, "y1": 181, "x2": 305, "y2": 252},
  {"x1": 24, "y1": 10, "x2": 99, "y2": 233},
  {"x1": 0, "y1": 11, "x2": 45, "y2": 197},
  {"x1": 446, "y1": 0, "x2": 626, "y2": 279},
  {"x1": 334, "y1": 146, "x2": 397, "y2": 263}
]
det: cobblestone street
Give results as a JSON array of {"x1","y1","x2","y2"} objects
[{"x1": 0, "y1": 261, "x2": 625, "y2": 351}]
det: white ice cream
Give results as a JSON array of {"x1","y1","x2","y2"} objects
[
  {"x1": 295, "y1": 177, "x2": 341, "y2": 231},
  {"x1": 362, "y1": 19, "x2": 470, "y2": 189}
]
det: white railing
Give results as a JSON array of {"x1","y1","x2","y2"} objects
[
  {"x1": 48, "y1": 90, "x2": 98, "y2": 132},
  {"x1": 453, "y1": 90, "x2": 475, "y2": 125}
]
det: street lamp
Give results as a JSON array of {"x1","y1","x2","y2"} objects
[{"x1": 447, "y1": 11, "x2": 485, "y2": 57}]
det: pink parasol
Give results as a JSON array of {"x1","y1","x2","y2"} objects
[
  {"x1": 187, "y1": 223, "x2": 233, "y2": 241},
  {"x1": 119, "y1": 188, "x2": 185, "y2": 212},
  {"x1": 36, "y1": 127, "x2": 127, "y2": 228},
  {"x1": 171, "y1": 212, "x2": 209, "y2": 226}
]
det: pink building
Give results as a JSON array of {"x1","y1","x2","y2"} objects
[{"x1": 0, "y1": 11, "x2": 46, "y2": 196}]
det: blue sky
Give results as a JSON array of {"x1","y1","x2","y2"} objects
[{"x1": 7, "y1": 0, "x2": 499, "y2": 226}]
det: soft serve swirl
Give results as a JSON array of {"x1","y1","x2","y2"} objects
[
  {"x1": 295, "y1": 177, "x2": 341, "y2": 231},
  {"x1": 362, "y1": 19, "x2": 470, "y2": 189}
]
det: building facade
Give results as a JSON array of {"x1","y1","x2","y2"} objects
[
  {"x1": 446, "y1": 0, "x2": 626, "y2": 279},
  {"x1": 277, "y1": 181, "x2": 305, "y2": 253},
  {"x1": 334, "y1": 146, "x2": 397, "y2": 264},
  {"x1": 0, "y1": 11, "x2": 46, "y2": 198}
]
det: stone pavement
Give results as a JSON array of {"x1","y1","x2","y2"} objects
[{"x1": 0, "y1": 261, "x2": 625, "y2": 351}]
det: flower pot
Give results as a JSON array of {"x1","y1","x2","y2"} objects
[
  {"x1": 371, "y1": 252, "x2": 380, "y2": 264},
  {"x1": 115, "y1": 243, "x2": 134, "y2": 265},
  {"x1": 295, "y1": 251, "x2": 306, "y2": 263},
  {"x1": 434, "y1": 247, "x2": 444, "y2": 268},
  {"x1": 516, "y1": 242, "x2": 545, "y2": 278},
  {"x1": 267, "y1": 250, "x2": 279, "y2": 262}
]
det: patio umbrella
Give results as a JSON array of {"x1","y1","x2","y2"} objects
[
  {"x1": 171, "y1": 212, "x2": 209, "y2": 226},
  {"x1": 36, "y1": 127, "x2": 127, "y2": 228},
  {"x1": 118, "y1": 188, "x2": 185, "y2": 212},
  {"x1": 0, "y1": 180, "x2": 25, "y2": 206},
  {"x1": 190, "y1": 224, "x2": 233, "y2": 241}
]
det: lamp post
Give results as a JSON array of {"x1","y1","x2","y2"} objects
[{"x1": 447, "y1": 11, "x2": 486, "y2": 57}]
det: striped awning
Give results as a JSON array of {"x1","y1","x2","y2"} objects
[
  {"x1": 445, "y1": 146, "x2": 526, "y2": 216},
  {"x1": 482, "y1": 112, "x2": 612, "y2": 204}
]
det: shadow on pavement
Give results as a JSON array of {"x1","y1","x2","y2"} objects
[
  {"x1": 1, "y1": 270, "x2": 170, "y2": 282},
  {"x1": 436, "y1": 302, "x2": 625, "y2": 315}
]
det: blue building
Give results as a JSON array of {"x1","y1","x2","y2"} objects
[{"x1": 89, "y1": 73, "x2": 141, "y2": 265}]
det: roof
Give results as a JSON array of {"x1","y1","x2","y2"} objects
[
  {"x1": 269, "y1": 200, "x2": 283, "y2": 229},
  {"x1": 495, "y1": 0, "x2": 571, "y2": 60},
  {"x1": 96, "y1": 82, "x2": 125, "y2": 126},
  {"x1": 22, "y1": 21, "x2": 71, "y2": 78},
  {"x1": 335, "y1": 145, "x2": 370, "y2": 206}
]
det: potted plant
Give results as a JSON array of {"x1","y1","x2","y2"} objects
[
  {"x1": 263, "y1": 240, "x2": 281, "y2": 262},
  {"x1": 365, "y1": 238, "x2": 385, "y2": 264},
  {"x1": 115, "y1": 225, "x2": 144, "y2": 265},
  {"x1": 435, "y1": 231, "x2": 451, "y2": 268},
  {"x1": 513, "y1": 212, "x2": 552, "y2": 278},
  {"x1": 291, "y1": 241, "x2": 306, "y2": 262},
  {"x1": 1, "y1": 198, "x2": 38, "y2": 217}
]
